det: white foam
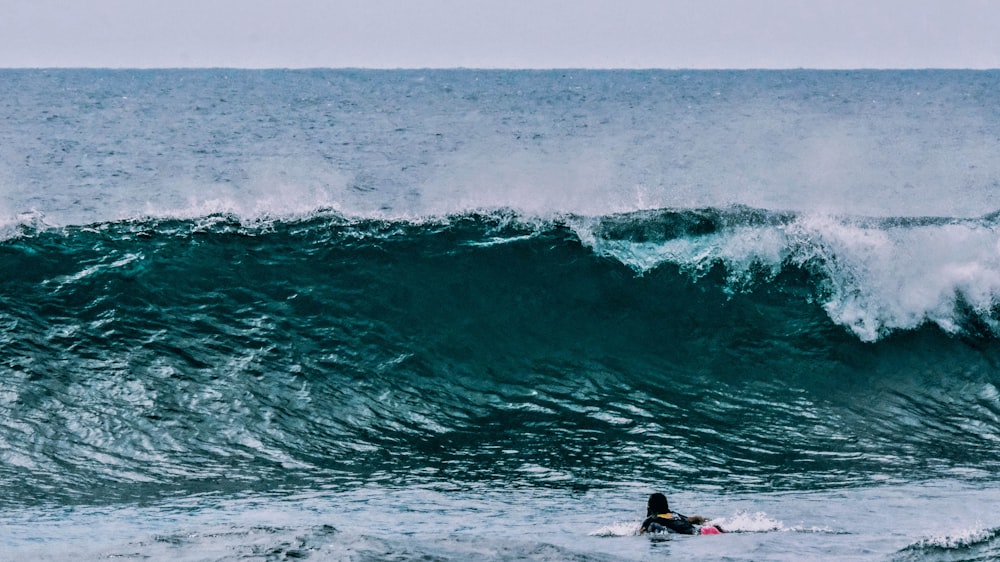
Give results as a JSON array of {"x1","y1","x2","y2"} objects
[
  {"x1": 0, "y1": 209, "x2": 54, "y2": 241},
  {"x1": 135, "y1": 158, "x2": 352, "y2": 223},
  {"x1": 708, "y1": 510, "x2": 835, "y2": 534},
  {"x1": 789, "y1": 215, "x2": 1000, "y2": 341},
  {"x1": 588, "y1": 521, "x2": 641, "y2": 537},
  {"x1": 910, "y1": 525, "x2": 995, "y2": 550},
  {"x1": 576, "y1": 211, "x2": 1000, "y2": 342},
  {"x1": 712, "y1": 511, "x2": 787, "y2": 533}
]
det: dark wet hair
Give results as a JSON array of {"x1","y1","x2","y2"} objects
[{"x1": 647, "y1": 493, "x2": 670, "y2": 516}]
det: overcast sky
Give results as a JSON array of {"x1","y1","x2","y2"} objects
[{"x1": 2, "y1": 0, "x2": 998, "y2": 69}]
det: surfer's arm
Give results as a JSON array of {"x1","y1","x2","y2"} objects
[{"x1": 687, "y1": 515, "x2": 725, "y2": 533}]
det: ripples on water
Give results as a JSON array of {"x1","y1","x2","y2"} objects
[{"x1": 4, "y1": 69, "x2": 1000, "y2": 560}]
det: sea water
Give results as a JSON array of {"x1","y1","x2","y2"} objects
[{"x1": 2, "y1": 69, "x2": 1000, "y2": 560}]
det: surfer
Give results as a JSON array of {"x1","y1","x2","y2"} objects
[{"x1": 639, "y1": 493, "x2": 724, "y2": 535}]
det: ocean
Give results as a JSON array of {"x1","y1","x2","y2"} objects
[{"x1": 2, "y1": 69, "x2": 1000, "y2": 560}]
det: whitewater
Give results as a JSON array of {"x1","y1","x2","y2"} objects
[{"x1": 2, "y1": 69, "x2": 1000, "y2": 560}]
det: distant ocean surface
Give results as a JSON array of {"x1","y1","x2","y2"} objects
[{"x1": 3, "y1": 69, "x2": 1000, "y2": 561}]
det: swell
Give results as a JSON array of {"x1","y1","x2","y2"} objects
[
  {"x1": 894, "y1": 527, "x2": 1000, "y2": 562},
  {"x1": 2, "y1": 209, "x2": 1000, "y2": 506}
]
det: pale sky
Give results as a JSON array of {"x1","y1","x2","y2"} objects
[{"x1": 2, "y1": 0, "x2": 999, "y2": 69}]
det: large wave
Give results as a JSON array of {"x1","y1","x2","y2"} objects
[{"x1": 2, "y1": 207, "x2": 1000, "y2": 507}]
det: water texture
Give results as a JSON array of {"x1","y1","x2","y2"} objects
[{"x1": 2, "y1": 69, "x2": 1000, "y2": 560}]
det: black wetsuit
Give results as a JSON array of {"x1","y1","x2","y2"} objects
[{"x1": 640, "y1": 512, "x2": 697, "y2": 535}]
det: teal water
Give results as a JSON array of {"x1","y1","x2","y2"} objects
[{"x1": 2, "y1": 69, "x2": 1000, "y2": 560}]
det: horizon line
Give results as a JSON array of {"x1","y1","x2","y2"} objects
[{"x1": 2, "y1": 65, "x2": 999, "y2": 71}]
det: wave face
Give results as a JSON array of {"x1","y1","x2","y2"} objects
[{"x1": 3, "y1": 210, "x2": 1000, "y2": 507}]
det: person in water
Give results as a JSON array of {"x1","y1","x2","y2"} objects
[{"x1": 639, "y1": 493, "x2": 724, "y2": 535}]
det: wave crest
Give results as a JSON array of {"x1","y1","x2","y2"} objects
[
  {"x1": 894, "y1": 527, "x2": 1000, "y2": 562},
  {"x1": 574, "y1": 206, "x2": 1000, "y2": 341}
]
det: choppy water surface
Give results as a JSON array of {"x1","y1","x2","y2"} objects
[{"x1": 2, "y1": 69, "x2": 1000, "y2": 560}]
